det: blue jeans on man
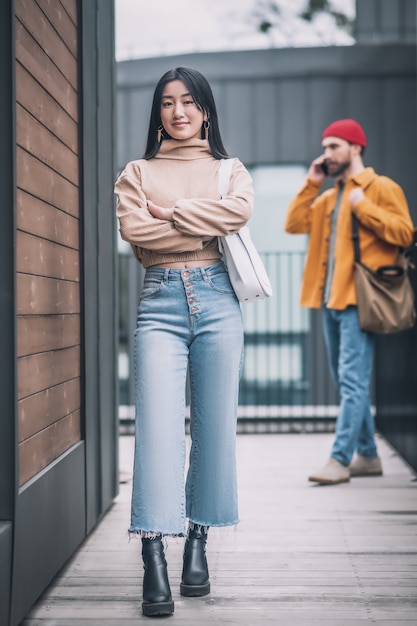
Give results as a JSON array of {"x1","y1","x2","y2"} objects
[
  {"x1": 309, "y1": 305, "x2": 382, "y2": 484},
  {"x1": 323, "y1": 305, "x2": 377, "y2": 465}
]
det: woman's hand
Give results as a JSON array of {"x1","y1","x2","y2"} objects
[{"x1": 147, "y1": 200, "x2": 174, "y2": 221}]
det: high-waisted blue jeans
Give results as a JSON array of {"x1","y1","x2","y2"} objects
[
  {"x1": 322, "y1": 306, "x2": 377, "y2": 467},
  {"x1": 129, "y1": 261, "x2": 244, "y2": 537}
]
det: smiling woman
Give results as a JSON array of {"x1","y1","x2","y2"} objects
[
  {"x1": 114, "y1": 66, "x2": 254, "y2": 618},
  {"x1": 160, "y1": 81, "x2": 205, "y2": 142}
]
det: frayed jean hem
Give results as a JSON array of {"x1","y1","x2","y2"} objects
[
  {"x1": 128, "y1": 528, "x2": 185, "y2": 540},
  {"x1": 128, "y1": 518, "x2": 239, "y2": 540},
  {"x1": 188, "y1": 519, "x2": 239, "y2": 529}
]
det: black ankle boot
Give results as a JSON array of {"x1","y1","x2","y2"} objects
[
  {"x1": 141, "y1": 537, "x2": 174, "y2": 617},
  {"x1": 180, "y1": 526, "x2": 210, "y2": 597}
]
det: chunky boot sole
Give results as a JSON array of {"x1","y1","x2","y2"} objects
[
  {"x1": 142, "y1": 599, "x2": 174, "y2": 617},
  {"x1": 180, "y1": 580, "x2": 210, "y2": 597}
]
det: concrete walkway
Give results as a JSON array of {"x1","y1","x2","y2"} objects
[{"x1": 22, "y1": 432, "x2": 417, "y2": 625}]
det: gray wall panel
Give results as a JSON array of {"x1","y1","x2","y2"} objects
[
  {"x1": 356, "y1": 0, "x2": 376, "y2": 38},
  {"x1": 82, "y1": 0, "x2": 101, "y2": 533},
  {"x1": 309, "y1": 78, "x2": 347, "y2": 154},
  {"x1": 344, "y1": 78, "x2": 383, "y2": 161},
  {"x1": 375, "y1": 321, "x2": 417, "y2": 472},
  {"x1": 280, "y1": 80, "x2": 309, "y2": 163},
  {"x1": 223, "y1": 81, "x2": 253, "y2": 163},
  {"x1": 81, "y1": 0, "x2": 117, "y2": 535},
  {"x1": 381, "y1": 0, "x2": 400, "y2": 36},
  {"x1": 11, "y1": 444, "x2": 86, "y2": 626},
  {"x1": 116, "y1": 90, "x2": 129, "y2": 169},
  {"x1": 131, "y1": 88, "x2": 153, "y2": 159},
  {"x1": 357, "y1": 0, "x2": 416, "y2": 43},
  {"x1": 0, "y1": 524, "x2": 12, "y2": 626},
  {"x1": 117, "y1": 87, "x2": 154, "y2": 168},
  {"x1": 210, "y1": 80, "x2": 228, "y2": 152},
  {"x1": 404, "y1": 0, "x2": 417, "y2": 38},
  {"x1": 117, "y1": 45, "x2": 416, "y2": 84},
  {"x1": 382, "y1": 78, "x2": 417, "y2": 210},
  {"x1": 96, "y1": 0, "x2": 118, "y2": 513},
  {"x1": 253, "y1": 80, "x2": 279, "y2": 164},
  {"x1": 209, "y1": 79, "x2": 223, "y2": 114}
]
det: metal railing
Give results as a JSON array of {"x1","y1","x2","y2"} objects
[{"x1": 236, "y1": 252, "x2": 339, "y2": 432}]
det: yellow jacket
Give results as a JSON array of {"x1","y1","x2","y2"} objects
[{"x1": 285, "y1": 167, "x2": 414, "y2": 310}]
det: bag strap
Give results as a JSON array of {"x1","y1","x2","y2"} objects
[
  {"x1": 351, "y1": 204, "x2": 411, "y2": 264},
  {"x1": 351, "y1": 176, "x2": 377, "y2": 264},
  {"x1": 218, "y1": 159, "x2": 235, "y2": 198},
  {"x1": 351, "y1": 213, "x2": 361, "y2": 263}
]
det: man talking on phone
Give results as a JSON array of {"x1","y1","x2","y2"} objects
[{"x1": 285, "y1": 119, "x2": 414, "y2": 485}]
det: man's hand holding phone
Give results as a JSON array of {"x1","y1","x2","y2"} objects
[{"x1": 307, "y1": 156, "x2": 329, "y2": 183}]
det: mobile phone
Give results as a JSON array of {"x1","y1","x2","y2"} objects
[{"x1": 320, "y1": 161, "x2": 328, "y2": 175}]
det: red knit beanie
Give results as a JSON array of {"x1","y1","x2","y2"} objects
[{"x1": 322, "y1": 119, "x2": 367, "y2": 147}]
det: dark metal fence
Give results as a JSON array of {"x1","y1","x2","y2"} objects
[
  {"x1": 237, "y1": 252, "x2": 339, "y2": 432},
  {"x1": 239, "y1": 252, "x2": 309, "y2": 406}
]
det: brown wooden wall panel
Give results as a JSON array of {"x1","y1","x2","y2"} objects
[
  {"x1": 16, "y1": 0, "x2": 77, "y2": 89},
  {"x1": 15, "y1": 20, "x2": 78, "y2": 122},
  {"x1": 62, "y1": 0, "x2": 77, "y2": 25},
  {"x1": 17, "y1": 274, "x2": 80, "y2": 316},
  {"x1": 16, "y1": 232, "x2": 79, "y2": 281},
  {"x1": 16, "y1": 147, "x2": 78, "y2": 217},
  {"x1": 17, "y1": 105, "x2": 78, "y2": 185},
  {"x1": 15, "y1": 0, "x2": 80, "y2": 486},
  {"x1": 16, "y1": 190, "x2": 79, "y2": 249},
  {"x1": 18, "y1": 410, "x2": 81, "y2": 486},
  {"x1": 17, "y1": 314, "x2": 80, "y2": 357},
  {"x1": 18, "y1": 378, "x2": 80, "y2": 442},
  {"x1": 18, "y1": 346, "x2": 80, "y2": 399},
  {"x1": 16, "y1": 63, "x2": 78, "y2": 153},
  {"x1": 35, "y1": 0, "x2": 77, "y2": 57}
]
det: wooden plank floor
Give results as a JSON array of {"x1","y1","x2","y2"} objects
[{"x1": 22, "y1": 432, "x2": 417, "y2": 625}]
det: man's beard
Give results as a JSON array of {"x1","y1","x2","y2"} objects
[{"x1": 328, "y1": 160, "x2": 350, "y2": 177}]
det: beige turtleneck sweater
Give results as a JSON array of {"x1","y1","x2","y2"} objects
[{"x1": 114, "y1": 138, "x2": 254, "y2": 268}]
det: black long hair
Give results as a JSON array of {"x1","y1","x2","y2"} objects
[{"x1": 143, "y1": 67, "x2": 229, "y2": 160}]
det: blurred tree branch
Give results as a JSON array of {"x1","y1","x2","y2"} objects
[{"x1": 251, "y1": 0, "x2": 354, "y2": 42}]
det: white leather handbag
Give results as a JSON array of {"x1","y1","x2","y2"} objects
[{"x1": 217, "y1": 159, "x2": 273, "y2": 303}]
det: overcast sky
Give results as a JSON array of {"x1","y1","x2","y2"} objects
[{"x1": 115, "y1": 0, "x2": 355, "y2": 61}]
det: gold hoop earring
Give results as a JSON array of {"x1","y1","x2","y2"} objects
[
  {"x1": 203, "y1": 120, "x2": 210, "y2": 140},
  {"x1": 157, "y1": 125, "x2": 164, "y2": 143}
]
